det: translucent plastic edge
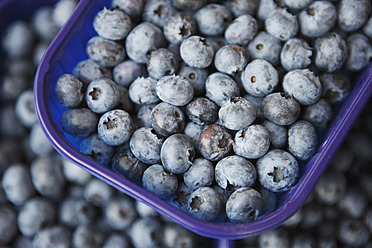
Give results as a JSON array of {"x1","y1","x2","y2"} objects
[{"x1": 34, "y1": 0, "x2": 372, "y2": 240}]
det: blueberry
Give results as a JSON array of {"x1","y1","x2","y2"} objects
[
  {"x1": 180, "y1": 35, "x2": 215, "y2": 69},
  {"x1": 247, "y1": 31, "x2": 282, "y2": 66},
  {"x1": 17, "y1": 196, "x2": 56, "y2": 237},
  {"x1": 241, "y1": 59, "x2": 279, "y2": 97},
  {"x1": 161, "y1": 134, "x2": 195, "y2": 174},
  {"x1": 0, "y1": 181, "x2": 6, "y2": 204},
  {"x1": 214, "y1": 45, "x2": 249, "y2": 75},
  {"x1": 233, "y1": 124, "x2": 271, "y2": 159},
  {"x1": 97, "y1": 109, "x2": 134, "y2": 146},
  {"x1": 150, "y1": 102, "x2": 186, "y2": 136},
  {"x1": 74, "y1": 59, "x2": 113, "y2": 84},
  {"x1": 282, "y1": 0, "x2": 313, "y2": 10},
  {"x1": 215, "y1": 155, "x2": 256, "y2": 189},
  {"x1": 83, "y1": 178, "x2": 114, "y2": 207},
  {"x1": 72, "y1": 224, "x2": 105, "y2": 248},
  {"x1": 2, "y1": 21, "x2": 35, "y2": 58},
  {"x1": 262, "y1": 92, "x2": 301, "y2": 126},
  {"x1": 260, "y1": 187, "x2": 277, "y2": 215},
  {"x1": 103, "y1": 196, "x2": 137, "y2": 230},
  {"x1": 172, "y1": 183, "x2": 195, "y2": 210},
  {"x1": 130, "y1": 217, "x2": 162, "y2": 248},
  {"x1": 186, "y1": 97, "x2": 218, "y2": 125},
  {"x1": 224, "y1": 14, "x2": 258, "y2": 46},
  {"x1": 338, "y1": 0, "x2": 371, "y2": 32},
  {"x1": 194, "y1": 4, "x2": 232, "y2": 36},
  {"x1": 164, "y1": 12, "x2": 197, "y2": 45},
  {"x1": 288, "y1": 120, "x2": 318, "y2": 160},
  {"x1": 136, "y1": 104, "x2": 157, "y2": 128},
  {"x1": 282, "y1": 69, "x2": 323, "y2": 106},
  {"x1": 299, "y1": 1, "x2": 337, "y2": 38},
  {"x1": 86, "y1": 36, "x2": 126, "y2": 67},
  {"x1": 256, "y1": 149, "x2": 299, "y2": 192},
  {"x1": 314, "y1": 32, "x2": 348, "y2": 73},
  {"x1": 282, "y1": 209, "x2": 303, "y2": 228},
  {"x1": 257, "y1": 0, "x2": 283, "y2": 22},
  {"x1": 218, "y1": 97, "x2": 256, "y2": 131},
  {"x1": 79, "y1": 133, "x2": 115, "y2": 166},
  {"x1": 338, "y1": 187, "x2": 368, "y2": 219},
  {"x1": 198, "y1": 124, "x2": 233, "y2": 161},
  {"x1": 33, "y1": 42, "x2": 49, "y2": 66},
  {"x1": 111, "y1": 0, "x2": 146, "y2": 18},
  {"x1": 117, "y1": 85, "x2": 134, "y2": 112},
  {"x1": 0, "y1": 104, "x2": 27, "y2": 138},
  {"x1": 32, "y1": 225, "x2": 71, "y2": 248},
  {"x1": 205, "y1": 72, "x2": 240, "y2": 107},
  {"x1": 318, "y1": 237, "x2": 338, "y2": 248},
  {"x1": 142, "y1": 164, "x2": 178, "y2": 198},
  {"x1": 103, "y1": 233, "x2": 131, "y2": 248},
  {"x1": 329, "y1": 146, "x2": 354, "y2": 173},
  {"x1": 226, "y1": 0, "x2": 260, "y2": 17},
  {"x1": 30, "y1": 154, "x2": 65, "y2": 199},
  {"x1": 262, "y1": 120, "x2": 288, "y2": 148},
  {"x1": 319, "y1": 72, "x2": 351, "y2": 104},
  {"x1": 280, "y1": 38, "x2": 313, "y2": 71},
  {"x1": 112, "y1": 148, "x2": 148, "y2": 182},
  {"x1": 292, "y1": 233, "x2": 316, "y2": 248},
  {"x1": 265, "y1": 8, "x2": 298, "y2": 41},
  {"x1": 301, "y1": 202, "x2": 325, "y2": 230},
  {"x1": 113, "y1": 60, "x2": 146, "y2": 87},
  {"x1": 314, "y1": 169, "x2": 347, "y2": 205},
  {"x1": 303, "y1": 98, "x2": 333, "y2": 130},
  {"x1": 128, "y1": 76, "x2": 160, "y2": 105},
  {"x1": 363, "y1": 15, "x2": 372, "y2": 39},
  {"x1": 207, "y1": 35, "x2": 228, "y2": 51},
  {"x1": 258, "y1": 228, "x2": 290, "y2": 248},
  {"x1": 85, "y1": 78, "x2": 120, "y2": 114},
  {"x1": 184, "y1": 121, "x2": 205, "y2": 149},
  {"x1": 156, "y1": 74, "x2": 194, "y2": 106},
  {"x1": 162, "y1": 223, "x2": 196, "y2": 248},
  {"x1": 0, "y1": 74, "x2": 30, "y2": 104},
  {"x1": 243, "y1": 93, "x2": 265, "y2": 120},
  {"x1": 187, "y1": 187, "x2": 223, "y2": 222},
  {"x1": 135, "y1": 200, "x2": 159, "y2": 218},
  {"x1": 93, "y1": 7, "x2": 132, "y2": 41},
  {"x1": 129, "y1": 127, "x2": 164, "y2": 164},
  {"x1": 147, "y1": 48, "x2": 180, "y2": 79},
  {"x1": 183, "y1": 158, "x2": 214, "y2": 190},
  {"x1": 226, "y1": 187, "x2": 264, "y2": 223},
  {"x1": 52, "y1": 0, "x2": 78, "y2": 28},
  {"x1": 178, "y1": 63, "x2": 209, "y2": 96},
  {"x1": 338, "y1": 219, "x2": 370, "y2": 247},
  {"x1": 345, "y1": 33, "x2": 372, "y2": 72},
  {"x1": 359, "y1": 173, "x2": 372, "y2": 202},
  {"x1": 172, "y1": 0, "x2": 207, "y2": 11},
  {"x1": 2, "y1": 163, "x2": 35, "y2": 206},
  {"x1": 59, "y1": 196, "x2": 97, "y2": 227},
  {"x1": 60, "y1": 108, "x2": 98, "y2": 138},
  {"x1": 125, "y1": 22, "x2": 167, "y2": 64},
  {"x1": 143, "y1": 0, "x2": 176, "y2": 28},
  {"x1": 32, "y1": 6, "x2": 59, "y2": 42},
  {"x1": 364, "y1": 210, "x2": 372, "y2": 233},
  {"x1": 0, "y1": 204, "x2": 17, "y2": 244}
]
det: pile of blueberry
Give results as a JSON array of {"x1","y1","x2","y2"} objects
[
  {"x1": 0, "y1": 1, "x2": 214, "y2": 247},
  {"x1": 55, "y1": 0, "x2": 372, "y2": 224},
  {"x1": 238, "y1": 100, "x2": 372, "y2": 247}
]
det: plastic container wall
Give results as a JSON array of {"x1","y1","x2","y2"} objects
[{"x1": 34, "y1": 0, "x2": 372, "y2": 240}]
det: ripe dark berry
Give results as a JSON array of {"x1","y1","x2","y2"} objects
[{"x1": 199, "y1": 124, "x2": 233, "y2": 161}]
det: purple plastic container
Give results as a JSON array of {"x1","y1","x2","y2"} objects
[{"x1": 34, "y1": 0, "x2": 372, "y2": 241}]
